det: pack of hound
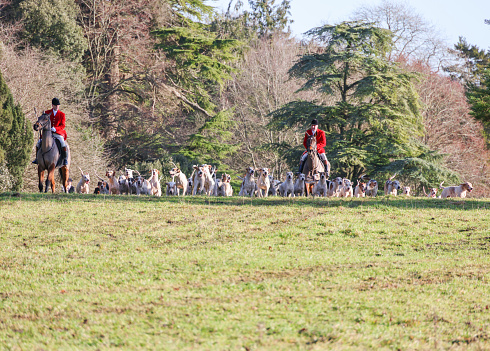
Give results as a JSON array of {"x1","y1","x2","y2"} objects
[{"x1": 73, "y1": 165, "x2": 474, "y2": 199}]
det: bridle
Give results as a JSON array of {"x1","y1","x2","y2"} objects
[
  {"x1": 34, "y1": 113, "x2": 51, "y2": 130},
  {"x1": 33, "y1": 113, "x2": 55, "y2": 161}
]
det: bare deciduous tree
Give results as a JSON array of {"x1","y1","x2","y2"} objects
[
  {"x1": 0, "y1": 30, "x2": 107, "y2": 192},
  {"x1": 409, "y1": 61, "x2": 490, "y2": 197},
  {"x1": 221, "y1": 34, "x2": 320, "y2": 176},
  {"x1": 352, "y1": 0, "x2": 449, "y2": 69}
]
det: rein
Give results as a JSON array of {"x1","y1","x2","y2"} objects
[{"x1": 38, "y1": 117, "x2": 55, "y2": 163}]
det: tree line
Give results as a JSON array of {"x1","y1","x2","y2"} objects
[{"x1": 0, "y1": 0, "x2": 489, "y2": 196}]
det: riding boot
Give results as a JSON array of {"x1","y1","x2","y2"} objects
[
  {"x1": 61, "y1": 147, "x2": 68, "y2": 166},
  {"x1": 322, "y1": 159, "x2": 331, "y2": 177},
  {"x1": 32, "y1": 146, "x2": 39, "y2": 164},
  {"x1": 298, "y1": 159, "x2": 306, "y2": 174}
]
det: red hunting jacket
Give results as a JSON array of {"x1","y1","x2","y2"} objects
[
  {"x1": 303, "y1": 128, "x2": 326, "y2": 154},
  {"x1": 45, "y1": 109, "x2": 67, "y2": 140}
]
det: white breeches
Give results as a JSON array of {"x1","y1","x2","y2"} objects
[
  {"x1": 37, "y1": 134, "x2": 66, "y2": 148},
  {"x1": 301, "y1": 152, "x2": 326, "y2": 161}
]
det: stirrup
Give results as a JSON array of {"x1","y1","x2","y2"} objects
[{"x1": 32, "y1": 159, "x2": 38, "y2": 164}]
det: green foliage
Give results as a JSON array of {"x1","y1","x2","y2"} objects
[
  {"x1": 0, "y1": 162, "x2": 14, "y2": 192},
  {"x1": 467, "y1": 66, "x2": 490, "y2": 126},
  {"x1": 449, "y1": 36, "x2": 490, "y2": 85},
  {"x1": 0, "y1": 70, "x2": 33, "y2": 191},
  {"x1": 247, "y1": 0, "x2": 292, "y2": 37},
  {"x1": 153, "y1": 2, "x2": 242, "y2": 114},
  {"x1": 180, "y1": 110, "x2": 239, "y2": 165},
  {"x1": 450, "y1": 25, "x2": 490, "y2": 136},
  {"x1": 19, "y1": 0, "x2": 87, "y2": 62},
  {"x1": 270, "y1": 21, "x2": 453, "y2": 182},
  {"x1": 210, "y1": 0, "x2": 292, "y2": 41}
]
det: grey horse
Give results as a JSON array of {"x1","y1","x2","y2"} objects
[{"x1": 33, "y1": 112, "x2": 71, "y2": 193}]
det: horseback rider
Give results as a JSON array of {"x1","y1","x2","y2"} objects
[
  {"x1": 298, "y1": 119, "x2": 330, "y2": 176},
  {"x1": 33, "y1": 98, "x2": 68, "y2": 166}
]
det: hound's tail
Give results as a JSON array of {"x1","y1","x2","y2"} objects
[
  {"x1": 423, "y1": 186, "x2": 428, "y2": 197},
  {"x1": 439, "y1": 181, "x2": 445, "y2": 189}
]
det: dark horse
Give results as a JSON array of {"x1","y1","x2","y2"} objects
[
  {"x1": 302, "y1": 134, "x2": 331, "y2": 195},
  {"x1": 33, "y1": 111, "x2": 71, "y2": 193},
  {"x1": 302, "y1": 133, "x2": 325, "y2": 180}
]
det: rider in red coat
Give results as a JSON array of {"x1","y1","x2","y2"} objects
[
  {"x1": 298, "y1": 119, "x2": 330, "y2": 176},
  {"x1": 33, "y1": 98, "x2": 68, "y2": 166}
]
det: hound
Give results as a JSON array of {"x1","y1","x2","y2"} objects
[
  {"x1": 256, "y1": 168, "x2": 271, "y2": 197},
  {"x1": 365, "y1": 179, "x2": 378, "y2": 197},
  {"x1": 340, "y1": 178, "x2": 354, "y2": 197},
  {"x1": 238, "y1": 167, "x2": 256, "y2": 197},
  {"x1": 186, "y1": 178, "x2": 193, "y2": 195},
  {"x1": 293, "y1": 173, "x2": 306, "y2": 197},
  {"x1": 192, "y1": 165, "x2": 207, "y2": 195},
  {"x1": 439, "y1": 181, "x2": 473, "y2": 199},
  {"x1": 384, "y1": 174, "x2": 401, "y2": 196},
  {"x1": 94, "y1": 181, "x2": 109, "y2": 195},
  {"x1": 327, "y1": 177, "x2": 343, "y2": 197},
  {"x1": 218, "y1": 174, "x2": 233, "y2": 197},
  {"x1": 402, "y1": 186, "x2": 411, "y2": 196},
  {"x1": 169, "y1": 167, "x2": 188, "y2": 196},
  {"x1": 105, "y1": 170, "x2": 120, "y2": 195},
  {"x1": 354, "y1": 180, "x2": 366, "y2": 198},
  {"x1": 166, "y1": 181, "x2": 178, "y2": 196},
  {"x1": 269, "y1": 179, "x2": 281, "y2": 196},
  {"x1": 135, "y1": 174, "x2": 151, "y2": 195},
  {"x1": 206, "y1": 166, "x2": 217, "y2": 196},
  {"x1": 118, "y1": 175, "x2": 130, "y2": 195},
  {"x1": 94, "y1": 172, "x2": 109, "y2": 195},
  {"x1": 312, "y1": 172, "x2": 328, "y2": 197},
  {"x1": 278, "y1": 172, "x2": 295, "y2": 197},
  {"x1": 76, "y1": 167, "x2": 90, "y2": 194},
  {"x1": 148, "y1": 169, "x2": 162, "y2": 196},
  {"x1": 186, "y1": 169, "x2": 195, "y2": 195},
  {"x1": 216, "y1": 175, "x2": 225, "y2": 197},
  {"x1": 124, "y1": 167, "x2": 134, "y2": 180},
  {"x1": 359, "y1": 175, "x2": 378, "y2": 197},
  {"x1": 423, "y1": 186, "x2": 438, "y2": 198},
  {"x1": 128, "y1": 177, "x2": 138, "y2": 195}
]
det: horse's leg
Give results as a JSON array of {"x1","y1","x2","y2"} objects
[
  {"x1": 60, "y1": 166, "x2": 69, "y2": 193},
  {"x1": 38, "y1": 167, "x2": 44, "y2": 192},
  {"x1": 46, "y1": 165, "x2": 56, "y2": 193}
]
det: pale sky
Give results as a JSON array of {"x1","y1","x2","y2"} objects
[{"x1": 208, "y1": 0, "x2": 490, "y2": 50}]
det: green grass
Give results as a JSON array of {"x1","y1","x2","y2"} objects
[{"x1": 0, "y1": 193, "x2": 489, "y2": 350}]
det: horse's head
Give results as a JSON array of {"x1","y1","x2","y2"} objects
[
  {"x1": 33, "y1": 112, "x2": 51, "y2": 132},
  {"x1": 306, "y1": 134, "x2": 317, "y2": 154}
]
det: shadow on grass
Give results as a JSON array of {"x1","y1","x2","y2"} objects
[{"x1": 1, "y1": 192, "x2": 490, "y2": 211}]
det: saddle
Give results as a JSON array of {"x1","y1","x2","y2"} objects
[{"x1": 53, "y1": 139, "x2": 70, "y2": 169}]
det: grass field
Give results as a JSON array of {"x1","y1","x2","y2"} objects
[{"x1": 0, "y1": 193, "x2": 489, "y2": 350}]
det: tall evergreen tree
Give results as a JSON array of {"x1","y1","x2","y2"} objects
[
  {"x1": 452, "y1": 21, "x2": 490, "y2": 136},
  {"x1": 18, "y1": 0, "x2": 87, "y2": 62},
  {"x1": 180, "y1": 111, "x2": 239, "y2": 165},
  {"x1": 446, "y1": 36, "x2": 490, "y2": 85},
  {"x1": 270, "y1": 21, "x2": 456, "y2": 184},
  {"x1": 0, "y1": 70, "x2": 33, "y2": 191},
  {"x1": 211, "y1": 0, "x2": 292, "y2": 40}
]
